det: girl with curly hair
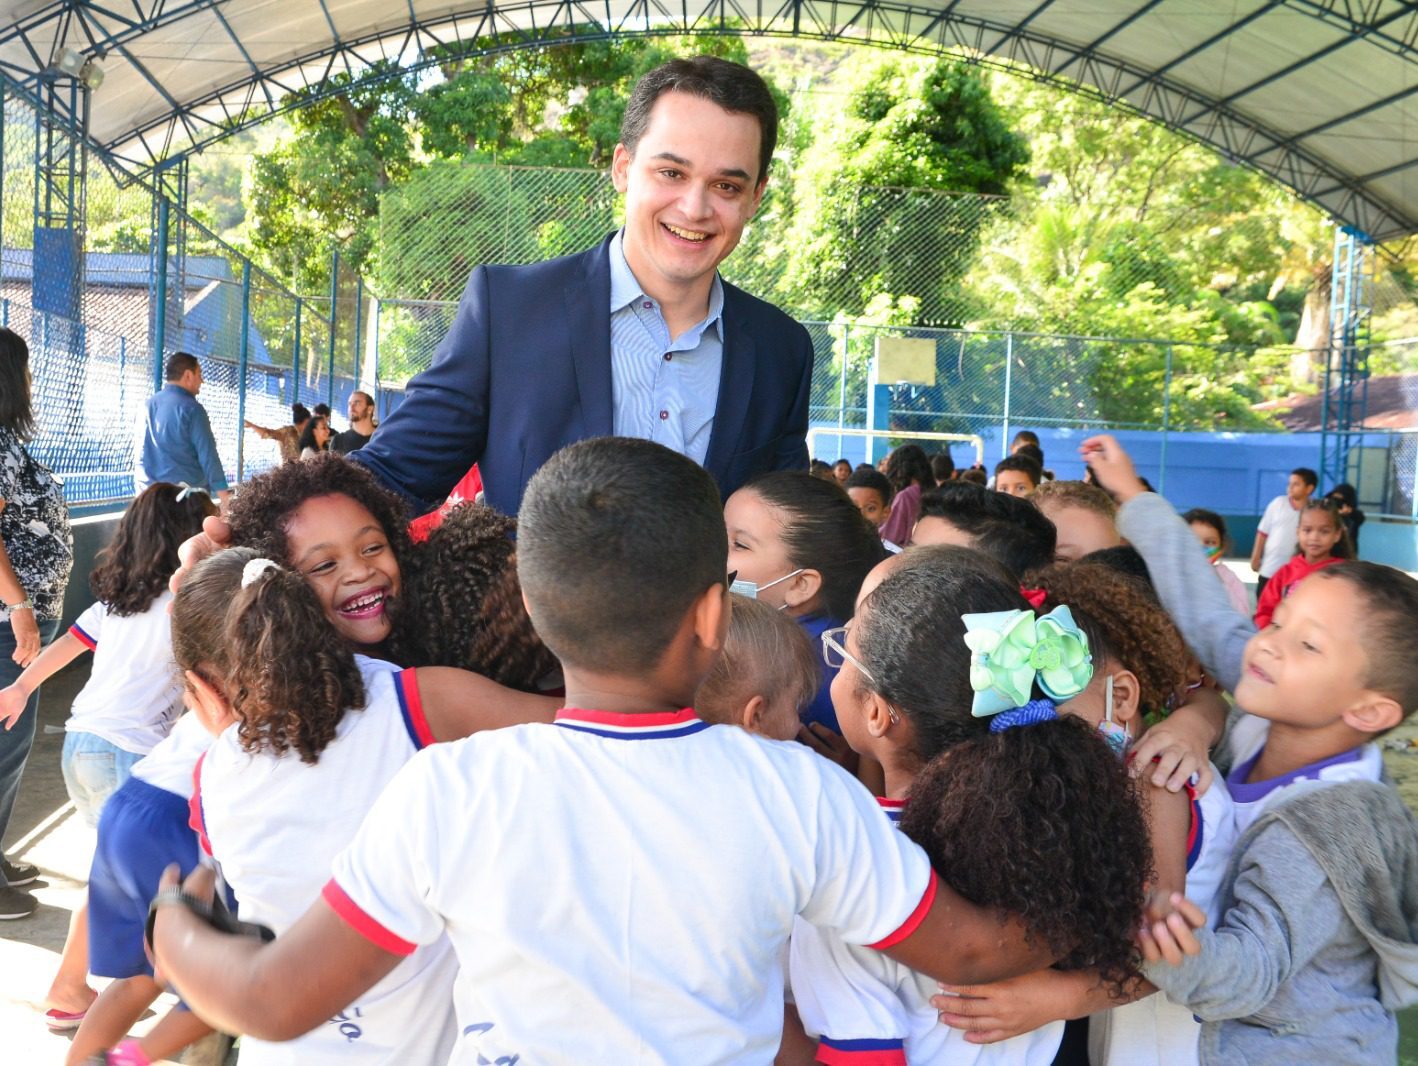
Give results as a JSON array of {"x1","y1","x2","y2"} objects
[
  {"x1": 941, "y1": 561, "x2": 1238, "y2": 1066},
  {"x1": 174, "y1": 546, "x2": 558, "y2": 1065},
  {"x1": 225, "y1": 453, "x2": 411, "y2": 652},
  {"x1": 788, "y1": 545, "x2": 1152, "y2": 1064},
  {"x1": 389, "y1": 503, "x2": 557, "y2": 690}
]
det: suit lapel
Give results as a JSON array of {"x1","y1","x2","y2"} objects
[
  {"x1": 565, "y1": 239, "x2": 615, "y2": 439},
  {"x1": 704, "y1": 288, "x2": 753, "y2": 482}
]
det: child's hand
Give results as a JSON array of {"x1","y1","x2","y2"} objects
[
  {"x1": 0, "y1": 683, "x2": 27, "y2": 729},
  {"x1": 796, "y1": 723, "x2": 859, "y2": 775},
  {"x1": 1131, "y1": 715, "x2": 1214, "y2": 794},
  {"x1": 1078, "y1": 436, "x2": 1148, "y2": 503},
  {"x1": 169, "y1": 515, "x2": 234, "y2": 599},
  {"x1": 1138, "y1": 893, "x2": 1206, "y2": 967},
  {"x1": 930, "y1": 970, "x2": 1088, "y2": 1043}
]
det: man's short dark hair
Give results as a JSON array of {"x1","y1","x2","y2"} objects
[
  {"x1": 621, "y1": 56, "x2": 779, "y2": 185},
  {"x1": 518, "y1": 438, "x2": 727, "y2": 673},
  {"x1": 931, "y1": 453, "x2": 955, "y2": 483},
  {"x1": 291, "y1": 403, "x2": 311, "y2": 424},
  {"x1": 1292, "y1": 467, "x2": 1319, "y2": 489},
  {"x1": 313, "y1": 403, "x2": 331, "y2": 418},
  {"x1": 1011, "y1": 430, "x2": 1040, "y2": 449},
  {"x1": 845, "y1": 467, "x2": 893, "y2": 506},
  {"x1": 918, "y1": 482, "x2": 1057, "y2": 577},
  {"x1": 164, "y1": 352, "x2": 199, "y2": 382}
]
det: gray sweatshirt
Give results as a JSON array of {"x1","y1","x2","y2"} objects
[
  {"x1": 1143, "y1": 780, "x2": 1418, "y2": 1065},
  {"x1": 1115, "y1": 492, "x2": 1251, "y2": 693}
]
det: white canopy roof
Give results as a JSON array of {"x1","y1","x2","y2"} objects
[{"x1": 0, "y1": 0, "x2": 1414, "y2": 240}]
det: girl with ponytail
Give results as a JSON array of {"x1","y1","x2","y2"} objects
[
  {"x1": 789, "y1": 545, "x2": 1152, "y2": 1064},
  {"x1": 174, "y1": 546, "x2": 558, "y2": 1065}
]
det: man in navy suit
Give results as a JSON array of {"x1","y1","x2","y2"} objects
[{"x1": 353, "y1": 56, "x2": 814, "y2": 516}]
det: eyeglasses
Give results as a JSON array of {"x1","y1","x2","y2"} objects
[{"x1": 821, "y1": 625, "x2": 875, "y2": 684}]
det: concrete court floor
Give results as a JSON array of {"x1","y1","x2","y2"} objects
[{"x1": 0, "y1": 655, "x2": 187, "y2": 1064}]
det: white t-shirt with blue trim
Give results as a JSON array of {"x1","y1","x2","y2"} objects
[
  {"x1": 328, "y1": 709, "x2": 936, "y2": 1065},
  {"x1": 193, "y1": 655, "x2": 456, "y2": 1065}
]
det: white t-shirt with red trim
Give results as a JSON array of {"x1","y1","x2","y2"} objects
[
  {"x1": 64, "y1": 593, "x2": 183, "y2": 754},
  {"x1": 191, "y1": 655, "x2": 456, "y2": 1065},
  {"x1": 1089, "y1": 769, "x2": 1237, "y2": 1066},
  {"x1": 790, "y1": 797, "x2": 1065, "y2": 1065},
  {"x1": 326, "y1": 708, "x2": 936, "y2": 1066}
]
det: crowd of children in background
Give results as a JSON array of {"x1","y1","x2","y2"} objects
[{"x1": 5, "y1": 424, "x2": 1416, "y2": 1066}]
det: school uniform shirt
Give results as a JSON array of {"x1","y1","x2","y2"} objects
[
  {"x1": 790, "y1": 797, "x2": 1065, "y2": 1065},
  {"x1": 192, "y1": 656, "x2": 457, "y2": 1066},
  {"x1": 65, "y1": 593, "x2": 184, "y2": 755},
  {"x1": 326, "y1": 709, "x2": 937, "y2": 1066},
  {"x1": 1089, "y1": 770, "x2": 1238, "y2": 1066},
  {"x1": 1252, "y1": 554, "x2": 1345, "y2": 629},
  {"x1": 797, "y1": 613, "x2": 844, "y2": 733},
  {"x1": 1225, "y1": 723, "x2": 1384, "y2": 836},
  {"x1": 1256, "y1": 496, "x2": 1302, "y2": 579}
]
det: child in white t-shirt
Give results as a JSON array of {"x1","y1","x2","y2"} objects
[
  {"x1": 1249, "y1": 468, "x2": 1316, "y2": 593},
  {"x1": 150, "y1": 437, "x2": 1054, "y2": 1066},
  {"x1": 166, "y1": 545, "x2": 559, "y2": 1066},
  {"x1": 0, "y1": 482, "x2": 214, "y2": 1031},
  {"x1": 0, "y1": 482, "x2": 215, "y2": 825},
  {"x1": 789, "y1": 546, "x2": 1155, "y2": 1064}
]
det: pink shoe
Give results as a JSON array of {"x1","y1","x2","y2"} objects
[
  {"x1": 43, "y1": 1007, "x2": 86, "y2": 1031},
  {"x1": 105, "y1": 1039, "x2": 152, "y2": 1065}
]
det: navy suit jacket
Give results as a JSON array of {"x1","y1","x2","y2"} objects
[{"x1": 355, "y1": 235, "x2": 814, "y2": 516}]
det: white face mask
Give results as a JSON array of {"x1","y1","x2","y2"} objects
[
  {"x1": 730, "y1": 569, "x2": 805, "y2": 604},
  {"x1": 1096, "y1": 674, "x2": 1132, "y2": 758}
]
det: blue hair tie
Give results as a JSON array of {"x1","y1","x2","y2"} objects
[{"x1": 989, "y1": 698, "x2": 1059, "y2": 733}]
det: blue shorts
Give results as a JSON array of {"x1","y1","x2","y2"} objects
[{"x1": 87, "y1": 777, "x2": 201, "y2": 979}]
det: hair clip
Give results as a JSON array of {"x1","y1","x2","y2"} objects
[
  {"x1": 241, "y1": 558, "x2": 281, "y2": 589},
  {"x1": 989, "y1": 698, "x2": 1059, "y2": 733},
  {"x1": 963, "y1": 605, "x2": 1093, "y2": 718}
]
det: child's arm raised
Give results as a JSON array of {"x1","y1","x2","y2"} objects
[
  {"x1": 0, "y1": 630, "x2": 87, "y2": 728},
  {"x1": 409, "y1": 666, "x2": 560, "y2": 743},
  {"x1": 1082, "y1": 435, "x2": 1251, "y2": 693}
]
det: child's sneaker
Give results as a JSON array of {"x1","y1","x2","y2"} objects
[{"x1": 0, "y1": 882, "x2": 36, "y2": 919}]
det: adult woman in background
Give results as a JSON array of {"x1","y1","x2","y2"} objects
[
  {"x1": 297, "y1": 415, "x2": 332, "y2": 460},
  {"x1": 0, "y1": 327, "x2": 73, "y2": 919}
]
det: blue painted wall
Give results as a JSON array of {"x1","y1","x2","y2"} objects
[{"x1": 812, "y1": 424, "x2": 1416, "y2": 571}]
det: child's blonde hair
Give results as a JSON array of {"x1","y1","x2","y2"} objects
[
  {"x1": 698, "y1": 595, "x2": 820, "y2": 728},
  {"x1": 1032, "y1": 479, "x2": 1118, "y2": 521}
]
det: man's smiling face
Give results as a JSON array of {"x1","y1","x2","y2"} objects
[{"x1": 611, "y1": 91, "x2": 766, "y2": 296}]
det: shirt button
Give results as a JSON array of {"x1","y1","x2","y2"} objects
[
  {"x1": 659, "y1": 410, "x2": 669, "y2": 421},
  {"x1": 664, "y1": 352, "x2": 673, "y2": 362},
  {"x1": 643, "y1": 301, "x2": 652, "y2": 309}
]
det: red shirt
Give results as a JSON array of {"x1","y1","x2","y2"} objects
[{"x1": 1253, "y1": 553, "x2": 1345, "y2": 629}]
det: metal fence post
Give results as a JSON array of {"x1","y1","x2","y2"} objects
[
  {"x1": 1001, "y1": 332, "x2": 1013, "y2": 460},
  {"x1": 236, "y1": 259, "x2": 251, "y2": 483},
  {"x1": 837, "y1": 323, "x2": 849, "y2": 458},
  {"x1": 1159, "y1": 344, "x2": 1174, "y2": 496},
  {"x1": 291, "y1": 299, "x2": 302, "y2": 406},
  {"x1": 371, "y1": 297, "x2": 381, "y2": 415},
  {"x1": 327, "y1": 248, "x2": 338, "y2": 410},
  {"x1": 152, "y1": 197, "x2": 169, "y2": 392}
]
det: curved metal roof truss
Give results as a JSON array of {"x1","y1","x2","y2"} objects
[{"x1": 0, "y1": 0, "x2": 1413, "y2": 241}]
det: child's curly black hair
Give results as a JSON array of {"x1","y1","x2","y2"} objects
[
  {"x1": 226, "y1": 452, "x2": 410, "y2": 569},
  {"x1": 173, "y1": 547, "x2": 365, "y2": 765},
  {"x1": 389, "y1": 504, "x2": 557, "y2": 690},
  {"x1": 1028, "y1": 562, "x2": 1190, "y2": 716},
  {"x1": 857, "y1": 545, "x2": 1151, "y2": 992}
]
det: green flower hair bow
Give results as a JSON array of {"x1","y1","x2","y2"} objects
[{"x1": 962, "y1": 605, "x2": 1094, "y2": 718}]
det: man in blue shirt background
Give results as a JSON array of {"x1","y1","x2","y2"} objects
[{"x1": 137, "y1": 352, "x2": 230, "y2": 508}]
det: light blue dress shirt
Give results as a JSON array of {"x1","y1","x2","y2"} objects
[
  {"x1": 136, "y1": 383, "x2": 229, "y2": 493},
  {"x1": 608, "y1": 230, "x2": 725, "y2": 465}
]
